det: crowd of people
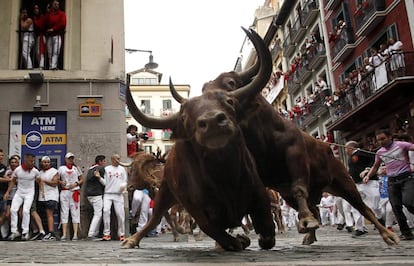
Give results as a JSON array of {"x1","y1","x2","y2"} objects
[
  {"x1": 0, "y1": 149, "x2": 164, "y2": 242},
  {"x1": 279, "y1": 37, "x2": 406, "y2": 126},
  {"x1": 19, "y1": 0, "x2": 66, "y2": 70},
  {"x1": 315, "y1": 130, "x2": 414, "y2": 240}
]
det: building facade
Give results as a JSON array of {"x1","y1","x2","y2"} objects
[
  {"x1": 127, "y1": 69, "x2": 190, "y2": 155},
  {"x1": 0, "y1": 0, "x2": 126, "y2": 168},
  {"x1": 241, "y1": 0, "x2": 414, "y2": 156}
]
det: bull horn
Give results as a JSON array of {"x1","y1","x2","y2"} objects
[
  {"x1": 232, "y1": 28, "x2": 272, "y2": 101},
  {"x1": 126, "y1": 74, "x2": 179, "y2": 130},
  {"x1": 238, "y1": 55, "x2": 260, "y2": 85},
  {"x1": 169, "y1": 77, "x2": 185, "y2": 103},
  {"x1": 118, "y1": 160, "x2": 133, "y2": 167}
]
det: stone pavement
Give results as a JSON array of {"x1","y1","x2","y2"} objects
[{"x1": 0, "y1": 225, "x2": 413, "y2": 265}]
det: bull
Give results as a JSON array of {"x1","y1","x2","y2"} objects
[
  {"x1": 169, "y1": 43, "x2": 399, "y2": 246},
  {"x1": 122, "y1": 28, "x2": 276, "y2": 251}
]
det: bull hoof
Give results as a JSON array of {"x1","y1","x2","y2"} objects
[
  {"x1": 302, "y1": 232, "x2": 317, "y2": 245},
  {"x1": 298, "y1": 217, "x2": 319, "y2": 233},
  {"x1": 382, "y1": 230, "x2": 400, "y2": 245},
  {"x1": 121, "y1": 238, "x2": 139, "y2": 249},
  {"x1": 236, "y1": 234, "x2": 251, "y2": 250},
  {"x1": 258, "y1": 235, "x2": 275, "y2": 250}
]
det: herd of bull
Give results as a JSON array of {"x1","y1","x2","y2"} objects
[{"x1": 121, "y1": 28, "x2": 400, "y2": 251}]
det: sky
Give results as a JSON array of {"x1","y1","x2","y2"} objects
[{"x1": 124, "y1": 0, "x2": 265, "y2": 97}]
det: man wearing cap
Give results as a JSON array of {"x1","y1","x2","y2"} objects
[
  {"x1": 38, "y1": 156, "x2": 59, "y2": 240},
  {"x1": 7, "y1": 153, "x2": 40, "y2": 241},
  {"x1": 58, "y1": 152, "x2": 83, "y2": 241}
]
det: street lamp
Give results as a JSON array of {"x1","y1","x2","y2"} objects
[{"x1": 125, "y1": 48, "x2": 159, "y2": 70}]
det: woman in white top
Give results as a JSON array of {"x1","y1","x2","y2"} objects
[
  {"x1": 369, "y1": 48, "x2": 388, "y2": 90},
  {"x1": 388, "y1": 38, "x2": 405, "y2": 77}
]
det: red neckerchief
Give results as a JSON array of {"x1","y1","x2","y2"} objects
[
  {"x1": 66, "y1": 164, "x2": 73, "y2": 170},
  {"x1": 21, "y1": 163, "x2": 33, "y2": 172}
]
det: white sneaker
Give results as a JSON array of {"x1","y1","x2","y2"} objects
[
  {"x1": 8, "y1": 232, "x2": 21, "y2": 241},
  {"x1": 22, "y1": 233, "x2": 30, "y2": 241}
]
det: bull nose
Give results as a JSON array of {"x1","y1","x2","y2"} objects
[{"x1": 197, "y1": 111, "x2": 228, "y2": 131}]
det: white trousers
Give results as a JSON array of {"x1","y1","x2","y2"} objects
[
  {"x1": 60, "y1": 190, "x2": 80, "y2": 224},
  {"x1": 379, "y1": 198, "x2": 394, "y2": 227},
  {"x1": 10, "y1": 192, "x2": 34, "y2": 234},
  {"x1": 319, "y1": 207, "x2": 334, "y2": 226},
  {"x1": 47, "y1": 35, "x2": 62, "y2": 69},
  {"x1": 103, "y1": 193, "x2": 125, "y2": 237},
  {"x1": 131, "y1": 190, "x2": 151, "y2": 232},
  {"x1": 334, "y1": 197, "x2": 345, "y2": 224},
  {"x1": 87, "y1": 195, "x2": 103, "y2": 237}
]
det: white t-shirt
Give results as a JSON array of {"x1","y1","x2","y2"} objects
[
  {"x1": 5, "y1": 169, "x2": 17, "y2": 200},
  {"x1": 12, "y1": 166, "x2": 40, "y2": 195},
  {"x1": 58, "y1": 165, "x2": 82, "y2": 191},
  {"x1": 39, "y1": 167, "x2": 59, "y2": 202},
  {"x1": 104, "y1": 165, "x2": 127, "y2": 194}
]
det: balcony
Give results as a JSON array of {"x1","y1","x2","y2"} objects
[
  {"x1": 332, "y1": 29, "x2": 356, "y2": 63},
  {"x1": 297, "y1": 64, "x2": 312, "y2": 84},
  {"x1": 291, "y1": 16, "x2": 307, "y2": 43},
  {"x1": 283, "y1": 32, "x2": 296, "y2": 58},
  {"x1": 18, "y1": 30, "x2": 65, "y2": 70},
  {"x1": 287, "y1": 70, "x2": 301, "y2": 95},
  {"x1": 270, "y1": 41, "x2": 282, "y2": 61},
  {"x1": 327, "y1": 51, "x2": 414, "y2": 137},
  {"x1": 308, "y1": 44, "x2": 326, "y2": 70},
  {"x1": 160, "y1": 108, "x2": 176, "y2": 117},
  {"x1": 302, "y1": 0, "x2": 319, "y2": 27},
  {"x1": 325, "y1": 0, "x2": 342, "y2": 10},
  {"x1": 354, "y1": 0, "x2": 386, "y2": 37}
]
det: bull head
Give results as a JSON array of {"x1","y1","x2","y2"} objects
[{"x1": 126, "y1": 28, "x2": 272, "y2": 149}]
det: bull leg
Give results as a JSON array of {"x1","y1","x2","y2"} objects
[
  {"x1": 292, "y1": 183, "x2": 320, "y2": 233},
  {"x1": 273, "y1": 206, "x2": 285, "y2": 234},
  {"x1": 287, "y1": 148, "x2": 319, "y2": 233},
  {"x1": 328, "y1": 169, "x2": 399, "y2": 245},
  {"x1": 302, "y1": 204, "x2": 320, "y2": 245},
  {"x1": 249, "y1": 189, "x2": 276, "y2": 250},
  {"x1": 195, "y1": 218, "x2": 250, "y2": 251},
  {"x1": 122, "y1": 184, "x2": 177, "y2": 248}
]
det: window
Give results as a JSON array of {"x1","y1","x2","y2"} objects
[
  {"x1": 163, "y1": 99, "x2": 172, "y2": 110},
  {"x1": 19, "y1": 0, "x2": 66, "y2": 70}
]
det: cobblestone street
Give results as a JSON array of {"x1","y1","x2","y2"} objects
[{"x1": 1, "y1": 225, "x2": 413, "y2": 265}]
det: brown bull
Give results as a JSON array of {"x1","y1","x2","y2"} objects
[
  {"x1": 123, "y1": 151, "x2": 198, "y2": 242},
  {"x1": 169, "y1": 45, "x2": 399, "y2": 247},
  {"x1": 122, "y1": 28, "x2": 276, "y2": 251}
]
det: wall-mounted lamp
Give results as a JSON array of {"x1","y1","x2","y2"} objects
[
  {"x1": 33, "y1": 95, "x2": 42, "y2": 111},
  {"x1": 125, "y1": 48, "x2": 158, "y2": 70}
]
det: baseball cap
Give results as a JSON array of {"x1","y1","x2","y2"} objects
[
  {"x1": 65, "y1": 152, "x2": 75, "y2": 158},
  {"x1": 41, "y1": 156, "x2": 51, "y2": 161}
]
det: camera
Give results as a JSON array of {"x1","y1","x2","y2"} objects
[{"x1": 138, "y1": 132, "x2": 149, "y2": 141}]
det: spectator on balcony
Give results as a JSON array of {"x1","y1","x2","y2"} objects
[
  {"x1": 20, "y1": 7, "x2": 34, "y2": 69},
  {"x1": 316, "y1": 76, "x2": 330, "y2": 99},
  {"x1": 46, "y1": 0, "x2": 66, "y2": 70},
  {"x1": 369, "y1": 47, "x2": 388, "y2": 91},
  {"x1": 328, "y1": 30, "x2": 337, "y2": 44},
  {"x1": 32, "y1": 4, "x2": 47, "y2": 69},
  {"x1": 388, "y1": 38, "x2": 405, "y2": 78}
]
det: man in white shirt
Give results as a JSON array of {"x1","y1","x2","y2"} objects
[
  {"x1": 58, "y1": 152, "x2": 83, "y2": 241},
  {"x1": 7, "y1": 153, "x2": 40, "y2": 241},
  {"x1": 38, "y1": 156, "x2": 59, "y2": 240},
  {"x1": 99, "y1": 154, "x2": 127, "y2": 241}
]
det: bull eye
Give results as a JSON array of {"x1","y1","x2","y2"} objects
[
  {"x1": 226, "y1": 98, "x2": 234, "y2": 106},
  {"x1": 227, "y1": 80, "x2": 236, "y2": 89}
]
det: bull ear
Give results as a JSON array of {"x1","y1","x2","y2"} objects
[
  {"x1": 232, "y1": 28, "x2": 272, "y2": 101},
  {"x1": 169, "y1": 77, "x2": 185, "y2": 103},
  {"x1": 126, "y1": 74, "x2": 179, "y2": 130}
]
